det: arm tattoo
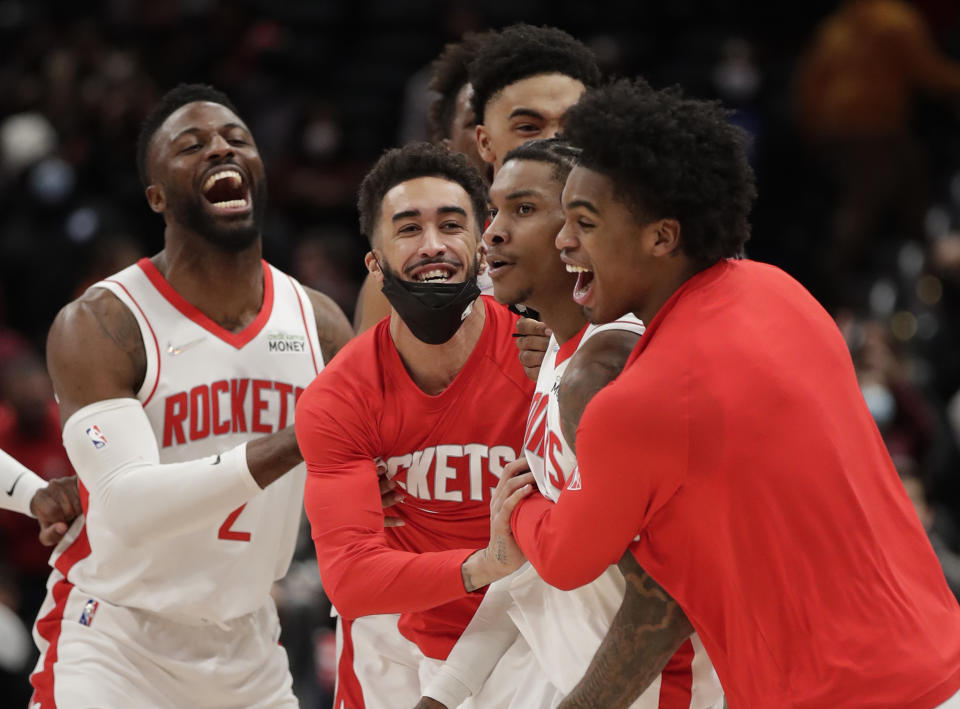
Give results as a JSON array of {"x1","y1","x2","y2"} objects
[{"x1": 559, "y1": 553, "x2": 693, "y2": 709}]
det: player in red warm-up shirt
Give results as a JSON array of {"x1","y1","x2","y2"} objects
[
  {"x1": 296, "y1": 143, "x2": 535, "y2": 709},
  {"x1": 497, "y1": 81, "x2": 960, "y2": 708}
]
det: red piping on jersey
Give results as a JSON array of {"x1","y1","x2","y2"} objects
[
  {"x1": 658, "y1": 638, "x2": 695, "y2": 708},
  {"x1": 288, "y1": 275, "x2": 320, "y2": 374},
  {"x1": 334, "y1": 618, "x2": 366, "y2": 709},
  {"x1": 105, "y1": 278, "x2": 162, "y2": 406},
  {"x1": 554, "y1": 324, "x2": 588, "y2": 367},
  {"x1": 137, "y1": 257, "x2": 275, "y2": 350},
  {"x1": 31, "y1": 482, "x2": 92, "y2": 709}
]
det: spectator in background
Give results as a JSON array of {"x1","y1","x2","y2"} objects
[
  {"x1": 794, "y1": 0, "x2": 960, "y2": 300},
  {"x1": 0, "y1": 352, "x2": 73, "y2": 622}
]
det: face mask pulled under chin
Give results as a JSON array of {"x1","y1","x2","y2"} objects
[{"x1": 377, "y1": 257, "x2": 481, "y2": 345}]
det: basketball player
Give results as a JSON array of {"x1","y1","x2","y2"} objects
[
  {"x1": 468, "y1": 24, "x2": 600, "y2": 173},
  {"x1": 1, "y1": 449, "x2": 81, "y2": 546},
  {"x1": 498, "y1": 80, "x2": 960, "y2": 707},
  {"x1": 354, "y1": 31, "x2": 493, "y2": 334},
  {"x1": 417, "y1": 140, "x2": 721, "y2": 708},
  {"x1": 296, "y1": 142, "x2": 539, "y2": 709},
  {"x1": 30, "y1": 83, "x2": 353, "y2": 709}
]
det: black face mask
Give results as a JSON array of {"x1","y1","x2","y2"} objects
[{"x1": 377, "y1": 256, "x2": 481, "y2": 345}]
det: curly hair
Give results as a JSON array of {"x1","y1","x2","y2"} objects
[
  {"x1": 563, "y1": 79, "x2": 756, "y2": 265},
  {"x1": 357, "y1": 142, "x2": 488, "y2": 244},
  {"x1": 468, "y1": 24, "x2": 601, "y2": 124},
  {"x1": 427, "y1": 31, "x2": 494, "y2": 143},
  {"x1": 502, "y1": 137, "x2": 581, "y2": 187},
  {"x1": 136, "y1": 83, "x2": 240, "y2": 188}
]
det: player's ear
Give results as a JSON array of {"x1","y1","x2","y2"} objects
[
  {"x1": 648, "y1": 218, "x2": 682, "y2": 257},
  {"x1": 475, "y1": 124, "x2": 496, "y2": 166},
  {"x1": 145, "y1": 184, "x2": 166, "y2": 214},
  {"x1": 365, "y1": 251, "x2": 385, "y2": 285}
]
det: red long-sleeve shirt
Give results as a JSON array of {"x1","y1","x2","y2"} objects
[
  {"x1": 513, "y1": 259, "x2": 960, "y2": 708},
  {"x1": 297, "y1": 297, "x2": 533, "y2": 659}
]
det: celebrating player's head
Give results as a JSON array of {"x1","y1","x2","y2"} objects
[
  {"x1": 484, "y1": 138, "x2": 581, "y2": 314},
  {"x1": 558, "y1": 79, "x2": 757, "y2": 324},
  {"x1": 136, "y1": 83, "x2": 267, "y2": 253},
  {"x1": 428, "y1": 31, "x2": 494, "y2": 175},
  {"x1": 469, "y1": 24, "x2": 600, "y2": 173},
  {"x1": 358, "y1": 142, "x2": 489, "y2": 343}
]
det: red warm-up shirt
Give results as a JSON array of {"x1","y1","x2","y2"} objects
[
  {"x1": 297, "y1": 297, "x2": 533, "y2": 659},
  {"x1": 512, "y1": 259, "x2": 960, "y2": 708}
]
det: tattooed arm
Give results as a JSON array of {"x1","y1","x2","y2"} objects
[
  {"x1": 558, "y1": 329, "x2": 640, "y2": 452},
  {"x1": 558, "y1": 552, "x2": 693, "y2": 708}
]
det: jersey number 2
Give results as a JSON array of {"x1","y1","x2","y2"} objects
[{"x1": 218, "y1": 504, "x2": 252, "y2": 542}]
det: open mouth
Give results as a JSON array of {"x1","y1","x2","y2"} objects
[
  {"x1": 409, "y1": 263, "x2": 458, "y2": 283},
  {"x1": 566, "y1": 263, "x2": 595, "y2": 305},
  {"x1": 486, "y1": 255, "x2": 513, "y2": 278},
  {"x1": 201, "y1": 168, "x2": 250, "y2": 213}
]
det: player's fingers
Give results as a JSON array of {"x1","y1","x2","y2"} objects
[
  {"x1": 38, "y1": 521, "x2": 68, "y2": 547},
  {"x1": 514, "y1": 335, "x2": 550, "y2": 354},
  {"x1": 48, "y1": 484, "x2": 78, "y2": 522},
  {"x1": 383, "y1": 516, "x2": 406, "y2": 528},
  {"x1": 379, "y1": 476, "x2": 397, "y2": 495},
  {"x1": 501, "y1": 484, "x2": 534, "y2": 517},
  {"x1": 61, "y1": 477, "x2": 83, "y2": 517},
  {"x1": 518, "y1": 349, "x2": 546, "y2": 368},
  {"x1": 501, "y1": 458, "x2": 531, "y2": 478},
  {"x1": 381, "y1": 490, "x2": 404, "y2": 508},
  {"x1": 515, "y1": 318, "x2": 551, "y2": 338},
  {"x1": 493, "y1": 472, "x2": 536, "y2": 508},
  {"x1": 522, "y1": 364, "x2": 541, "y2": 383}
]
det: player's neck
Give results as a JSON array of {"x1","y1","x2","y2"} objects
[
  {"x1": 390, "y1": 298, "x2": 487, "y2": 396},
  {"x1": 151, "y1": 239, "x2": 266, "y2": 333},
  {"x1": 530, "y1": 291, "x2": 585, "y2": 345},
  {"x1": 635, "y1": 258, "x2": 707, "y2": 327}
]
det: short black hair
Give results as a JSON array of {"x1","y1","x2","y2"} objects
[
  {"x1": 563, "y1": 79, "x2": 756, "y2": 265},
  {"x1": 502, "y1": 137, "x2": 580, "y2": 187},
  {"x1": 357, "y1": 141, "x2": 488, "y2": 244},
  {"x1": 427, "y1": 31, "x2": 494, "y2": 143},
  {"x1": 468, "y1": 24, "x2": 601, "y2": 124},
  {"x1": 136, "y1": 83, "x2": 240, "y2": 188}
]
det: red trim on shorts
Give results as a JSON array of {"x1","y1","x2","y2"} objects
[
  {"x1": 288, "y1": 275, "x2": 320, "y2": 373},
  {"x1": 137, "y1": 257, "x2": 275, "y2": 349},
  {"x1": 104, "y1": 279, "x2": 162, "y2": 406},
  {"x1": 335, "y1": 618, "x2": 366, "y2": 709},
  {"x1": 31, "y1": 482, "x2": 91, "y2": 708},
  {"x1": 658, "y1": 638, "x2": 695, "y2": 708}
]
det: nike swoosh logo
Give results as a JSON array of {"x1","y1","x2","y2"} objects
[
  {"x1": 212, "y1": 454, "x2": 221, "y2": 465},
  {"x1": 6, "y1": 471, "x2": 26, "y2": 496},
  {"x1": 167, "y1": 337, "x2": 205, "y2": 356}
]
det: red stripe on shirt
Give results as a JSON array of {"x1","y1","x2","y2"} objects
[
  {"x1": 335, "y1": 618, "x2": 366, "y2": 709},
  {"x1": 137, "y1": 257, "x2": 275, "y2": 349},
  {"x1": 104, "y1": 278, "x2": 162, "y2": 406},
  {"x1": 288, "y1": 275, "x2": 320, "y2": 373},
  {"x1": 658, "y1": 638, "x2": 694, "y2": 708},
  {"x1": 30, "y1": 482, "x2": 91, "y2": 709}
]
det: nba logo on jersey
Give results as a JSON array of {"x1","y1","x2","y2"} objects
[
  {"x1": 78, "y1": 599, "x2": 99, "y2": 626},
  {"x1": 85, "y1": 425, "x2": 108, "y2": 449}
]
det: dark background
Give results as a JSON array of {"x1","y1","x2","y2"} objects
[{"x1": 1, "y1": 1, "x2": 960, "y2": 706}]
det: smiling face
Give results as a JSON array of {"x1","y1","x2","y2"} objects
[
  {"x1": 365, "y1": 175, "x2": 482, "y2": 286},
  {"x1": 483, "y1": 158, "x2": 573, "y2": 311},
  {"x1": 557, "y1": 165, "x2": 662, "y2": 323},
  {"x1": 476, "y1": 73, "x2": 585, "y2": 173},
  {"x1": 145, "y1": 101, "x2": 267, "y2": 252}
]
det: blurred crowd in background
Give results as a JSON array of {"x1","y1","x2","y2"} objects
[{"x1": 1, "y1": 0, "x2": 960, "y2": 706}]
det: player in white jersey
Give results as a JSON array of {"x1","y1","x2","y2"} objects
[
  {"x1": 418, "y1": 140, "x2": 722, "y2": 709},
  {"x1": 0, "y1": 449, "x2": 81, "y2": 546},
  {"x1": 29, "y1": 84, "x2": 353, "y2": 709}
]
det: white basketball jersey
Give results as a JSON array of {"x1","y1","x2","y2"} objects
[
  {"x1": 50, "y1": 258, "x2": 323, "y2": 624},
  {"x1": 513, "y1": 316, "x2": 723, "y2": 708}
]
